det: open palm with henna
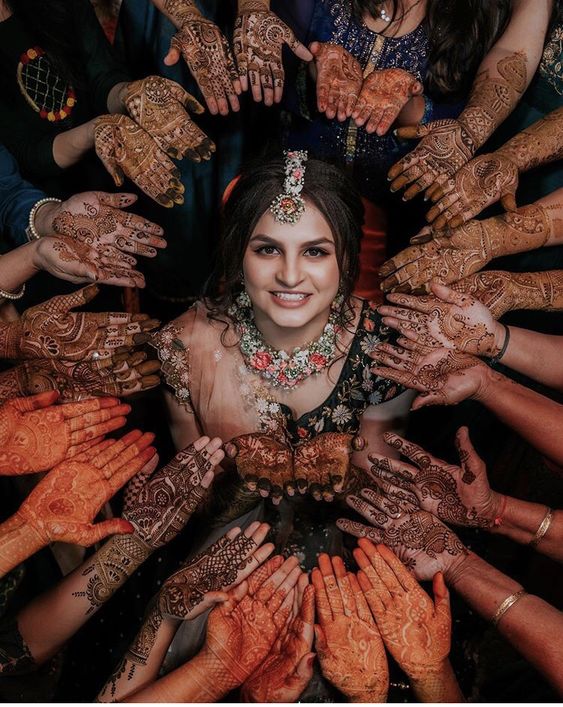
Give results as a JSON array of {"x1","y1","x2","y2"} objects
[
  {"x1": 368, "y1": 429, "x2": 500, "y2": 528},
  {"x1": 125, "y1": 76, "x2": 215, "y2": 162},
  {"x1": 312, "y1": 553, "x2": 389, "y2": 702},
  {"x1": 310, "y1": 41, "x2": 362, "y2": 121},
  {"x1": 94, "y1": 114, "x2": 185, "y2": 208},
  {"x1": 159, "y1": 522, "x2": 274, "y2": 621},
  {"x1": 378, "y1": 283, "x2": 504, "y2": 357}
]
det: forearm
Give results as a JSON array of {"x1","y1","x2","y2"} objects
[
  {"x1": 52, "y1": 119, "x2": 97, "y2": 169},
  {"x1": 474, "y1": 368, "x2": 563, "y2": 467},
  {"x1": 123, "y1": 650, "x2": 234, "y2": 702},
  {"x1": 17, "y1": 533, "x2": 152, "y2": 665},
  {"x1": 107, "y1": 82, "x2": 129, "y2": 115},
  {"x1": 0, "y1": 242, "x2": 40, "y2": 294},
  {"x1": 496, "y1": 107, "x2": 563, "y2": 172},
  {"x1": 501, "y1": 327, "x2": 563, "y2": 391},
  {"x1": 492, "y1": 495, "x2": 562, "y2": 562},
  {"x1": 447, "y1": 552, "x2": 563, "y2": 694},
  {"x1": 410, "y1": 659, "x2": 464, "y2": 703},
  {"x1": 0, "y1": 513, "x2": 43, "y2": 576},
  {"x1": 150, "y1": 0, "x2": 201, "y2": 27},
  {"x1": 99, "y1": 604, "x2": 179, "y2": 702}
]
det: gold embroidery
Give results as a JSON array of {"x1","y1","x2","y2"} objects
[{"x1": 151, "y1": 323, "x2": 193, "y2": 411}]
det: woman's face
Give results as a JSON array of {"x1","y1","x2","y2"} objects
[{"x1": 242, "y1": 200, "x2": 341, "y2": 347}]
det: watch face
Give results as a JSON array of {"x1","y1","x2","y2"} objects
[{"x1": 17, "y1": 46, "x2": 77, "y2": 122}]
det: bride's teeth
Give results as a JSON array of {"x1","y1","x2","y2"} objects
[{"x1": 275, "y1": 292, "x2": 306, "y2": 301}]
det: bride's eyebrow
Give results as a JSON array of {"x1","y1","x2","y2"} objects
[{"x1": 249, "y1": 234, "x2": 334, "y2": 247}]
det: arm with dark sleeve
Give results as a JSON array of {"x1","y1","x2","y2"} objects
[
  {"x1": 71, "y1": 0, "x2": 131, "y2": 114},
  {"x1": 0, "y1": 145, "x2": 44, "y2": 248}
]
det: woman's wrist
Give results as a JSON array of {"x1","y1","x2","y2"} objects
[{"x1": 0, "y1": 512, "x2": 45, "y2": 576}]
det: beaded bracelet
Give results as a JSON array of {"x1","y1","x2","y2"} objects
[
  {"x1": 25, "y1": 197, "x2": 62, "y2": 241},
  {"x1": 490, "y1": 324, "x2": 511, "y2": 365},
  {"x1": 0, "y1": 283, "x2": 25, "y2": 300},
  {"x1": 529, "y1": 507, "x2": 554, "y2": 548},
  {"x1": 491, "y1": 589, "x2": 527, "y2": 627}
]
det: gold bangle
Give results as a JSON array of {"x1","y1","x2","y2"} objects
[
  {"x1": 0, "y1": 283, "x2": 25, "y2": 301},
  {"x1": 491, "y1": 589, "x2": 527, "y2": 627},
  {"x1": 529, "y1": 507, "x2": 554, "y2": 548}
]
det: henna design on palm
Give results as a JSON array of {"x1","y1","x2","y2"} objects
[
  {"x1": 94, "y1": 114, "x2": 184, "y2": 208},
  {"x1": 310, "y1": 42, "x2": 362, "y2": 121}
]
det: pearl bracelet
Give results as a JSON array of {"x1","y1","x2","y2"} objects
[
  {"x1": 0, "y1": 283, "x2": 26, "y2": 300},
  {"x1": 25, "y1": 197, "x2": 62, "y2": 241}
]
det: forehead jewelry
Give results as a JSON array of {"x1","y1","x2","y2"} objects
[{"x1": 269, "y1": 150, "x2": 308, "y2": 225}]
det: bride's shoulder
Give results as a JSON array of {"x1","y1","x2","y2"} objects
[{"x1": 152, "y1": 300, "x2": 237, "y2": 352}]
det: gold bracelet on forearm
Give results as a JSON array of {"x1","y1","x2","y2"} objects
[
  {"x1": 491, "y1": 589, "x2": 527, "y2": 627},
  {"x1": 529, "y1": 507, "x2": 554, "y2": 548}
]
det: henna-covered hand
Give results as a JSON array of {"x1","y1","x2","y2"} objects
[
  {"x1": 371, "y1": 341, "x2": 489, "y2": 410},
  {"x1": 425, "y1": 152, "x2": 519, "y2": 229},
  {"x1": 0, "y1": 390, "x2": 130, "y2": 475},
  {"x1": 310, "y1": 41, "x2": 362, "y2": 121},
  {"x1": 10, "y1": 351, "x2": 160, "y2": 402},
  {"x1": 234, "y1": 1, "x2": 313, "y2": 106},
  {"x1": 338, "y1": 493, "x2": 468, "y2": 581},
  {"x1": 17, "y1": 431, "x2": 156, "y2": 545},
  {"x1": 352, "y1": 68, "x2": 423, "y2": 136},
  {"x1": 159, "y1": 521, "x2": 274, "y2": 621},
  {"x1": 354, "y1": 542, "x2": 451, "y2": 680},
  {"x1": 0, "y1": 284, "x2": 159, "y2": 362},
  {"x1": 195, "y1": 555, "x2": 303, "y2": 696},
  {"x1": 379, "y1": 203, "x2": 552, "y2": 293},
  {"x1": 51, "y1": 190, "x2": 166, "y2": 260},
  {"x1": 125, "y1": 75, "x2": 215, "y2": 162},
  {"x1": 163, "y1": 0, "x2": 240, "y2": 116},
  {"x1": 94, "y1": 115, "x2": 184, "y2": 208},
  {"x1": 378, "y1": 283, "x2": 504, "y2": 357},
  {"x1": 312, "y1": 554, "x2": 389, "y2": 702},
  {"x1": 388, "y1": 119, "x2": 477, "y2": 200},
  {"x1": 33, "y1": 236, "x2": 146, "y2": 289},
  {"x1": 242, "y1": 574, "x2": 315, "y2": 703},
  {"x1": 124, "y1": 436, "x2": 224, "y2": 549},
  {"x1": 368, "y1": 429, "x2": 500, "y2": 528}
]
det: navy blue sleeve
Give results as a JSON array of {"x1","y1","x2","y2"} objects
[{"x1": 0, "y1": 144, "x2": 45, "y2": 250}]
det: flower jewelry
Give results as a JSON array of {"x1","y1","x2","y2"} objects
[
  {"x1": 229, "y1": 290, "x2": 343, "y2": 389},
  {"x1": 269, "y1": 150, "x2": 308, "y2": 224}
]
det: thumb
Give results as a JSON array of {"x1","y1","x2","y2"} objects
[
  {"x1": 314, "y1": 624, "x2": 327, "y2": 652},
  {"x1": 290, "y1": 37, "x2": 314, "y2": 62},
  {"x1": 395, "y1": 122, "x2": 432, "y2": 140},
  {"x1": 309, "y1": 40, "x2": 321, "y2": 56},
  {"x1": 11, "y1": 390, "x2": 60, "y2": 413},
  {"x1": 432, "y1": 571, "x2": 451, "y2": 614},
  {"x1": 411, "y1": 80, "x2": 423, "y2": 96},
  {"x1": 164, "y1": 45, "x2": 181, "y2": 67},
  {"x1": 455, "y1": 426, "x2": 485, "y2": 478},
  {"x1": 75, "y1": 518, "x2": 134, "y2": 546},
  {"x1": 410, "y1": 392, "x2": 436, "y2": 411},
  {"x1": 430, "y1": 281, "x2": 466, "y2": 306},
  {"x1": 500, "y1": 188, "x2": 518, "y2": 212},
  {"x1": 287, "y1": 652, "x2": 316, "y2": 689},
  {"x1": 97, "y1": 192, "x2": 137, "y2": 209}
]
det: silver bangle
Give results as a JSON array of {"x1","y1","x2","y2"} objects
[
  {"x1": 0, "y1": 283, "x2": 25, "y2": 301},
  {"x1": 529, "y1": 507, "x2": 554, "y2": 548},
  {"x1": 26, "y1": 197, "x2": 62, "y2": 241},
  {"x1": 491, "y1": 589, "x2": 527, "y2": 627}
]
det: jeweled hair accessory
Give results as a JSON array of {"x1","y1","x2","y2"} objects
[{"x1": 269, "y1": 150, "x2": 308, "y2": 225}]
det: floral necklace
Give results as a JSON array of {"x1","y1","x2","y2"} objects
[{"x1": 229, "y1": 291, "x2": 342, "y2": 389}]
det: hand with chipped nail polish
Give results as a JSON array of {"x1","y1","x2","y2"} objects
[
  {"x1": 225, "y1": 431, "x2": 363, "y2": 503},
  {"x1": 0, "y1": 285, "x2": 160, "y2": 362},
  {"x1": 242, "y1": 573, "x2": 315, "y2": 703},
  {"x1": 354, "y1": 542, "x2": 454, "y2": 687},
  {"x1": 124, "y1": 436, "x2": 225, "y2": 550},
  {"x1": 310, "y1": 41, "x2": 362, "y2": 121},
  {"x1": 312, "y1": 554, "x2": 389, "y2": 702},
  {"x1": 338, "y1": 492, "x2": 468, "y2": 581},
  {"x1": 11, "y1": 351, "x2": 160, "y2": 402},
  {"x1": 159, "y1": 522, "x2": 274, "y2": 621},
  {"x1": 377, "y1": 282, "x2": 504, "y2": 358},
  {"x1": 367, "y1": 430, "x2": 501, "y2": 529},
  {"x1": 125, "y1": 76, "x2": 215, "y2": 162},
  {"x1": 94, "y1": 114, "x2": 185, "y2": 208},
  {"x1": 352, "y1": 68, "x2": 423, "y2": 136},
  {"x1": 370, "y1": 343, "x2": 488, "y2": 410},
  {"x1": 0, "y1": 390, "x2": 130, "y2": 475},
  {"x1": 197, "y1": 555, "x2": 304, "y2": 694},
  {"x1": 234, "y1": 1, "x2": 312, "y2": 107}
]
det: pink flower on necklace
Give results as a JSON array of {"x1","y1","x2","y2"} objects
[
  {"x1": 309, "y1": 353, "x2": 327, "y2": 369},
  {"x1": 251, "y1": 351, "x2": 273, "y2": 370}
]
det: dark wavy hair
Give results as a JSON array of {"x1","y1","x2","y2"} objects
[
  {"x1": 352, "y1": 0, "x2": 512, "y2": 98},
  {"x1": 6, "y1": 0, "x2": 85, "y2": 87},
  {"x1": 204, "y1": 155, "x2": 364, "y2": 329}
]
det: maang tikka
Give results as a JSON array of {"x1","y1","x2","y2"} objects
[{"x1": 269, "y1": 150, "x2": 308, "y2": 225}]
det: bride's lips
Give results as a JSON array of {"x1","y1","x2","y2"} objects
[{"x1": 270, "y1": 291, "x2": 312, "y2": 308}]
